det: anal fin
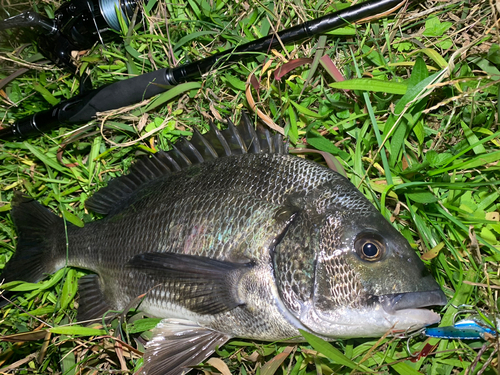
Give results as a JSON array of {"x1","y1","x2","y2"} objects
[
  {"x1": 77, "y1": 274, "x2": 113, "y2": 323},
  {"x1": 138, "y1": 319, "x2": 230, "y2": 375}
]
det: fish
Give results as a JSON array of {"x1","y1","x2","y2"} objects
[{"x1": 1, "y1": 113, "x2": 447, "y2": 375}]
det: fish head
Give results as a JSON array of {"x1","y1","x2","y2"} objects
[{"x1": 275, "y1": 178, "x2": 447, "y2": 339}]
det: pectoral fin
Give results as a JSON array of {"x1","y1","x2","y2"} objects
[
  {"x1": 137, "y1": 319, "x2": 230, "y2": 375},
  {"x1": 127, "y1": 252, "x2": 252, "y2": 315}
]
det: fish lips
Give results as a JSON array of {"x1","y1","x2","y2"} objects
[
  {"x1": 377, "y1": 289, "x2": 448, "y2": 315},
  {"x1": 299, "y1": 289, "x2": 447, "y2": 338}
]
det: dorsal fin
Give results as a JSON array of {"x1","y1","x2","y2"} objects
[{"x1": 85, "y1": 113, "x2": 288, "y2": 215}]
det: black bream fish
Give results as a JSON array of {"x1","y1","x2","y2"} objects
[{"x1": 1, "y1": 114, "x2": 447, "y2": 375}]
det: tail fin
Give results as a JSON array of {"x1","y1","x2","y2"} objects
[{"x1": 1, "y1": 193, "x2": 68, "y2": 286}]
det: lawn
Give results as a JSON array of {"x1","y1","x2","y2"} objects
[{"x1": 0, "y1": 0, "x2": 499, "y2": 374}]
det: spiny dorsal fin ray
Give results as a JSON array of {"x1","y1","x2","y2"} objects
[
  {"x1": 224, "y1": 117, "x2": 247, "y2": 154},
  {"x1": 237, "y1": 112, "x2": 260, "y2": 153},
  {"x1": 274, "y1": 133, "x2": 284, "y2": 153},
  {"x1": 262, "y1": 125, "x2": 276, "y2": 152},
  {"x1": 203, "y1": 121, "x2": 232, "y2": 156},
  {"x1": 176, "y1": 136, "x2": 205, "y2": 163},
  {"x1": 189, "y1": 128, "x2": 218, "y2": 160},
  {"x1": 169, "y1": 142, "x2": 193, "y2": 169},
  {"x1": 157, "y1": 151, "x2": 182, "y2": 172},
  {"x1": 85, "y1": 113, "x2": 287, "y2": 215}
]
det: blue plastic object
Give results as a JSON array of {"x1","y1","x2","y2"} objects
[{"x1": 425, "y1": 315, "x2": 498, "y2": 340}]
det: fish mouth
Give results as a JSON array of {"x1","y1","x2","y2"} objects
[
  {"x1": 378, "y1": 289, "x2": 448, "y2": 315},
  {"x1": 299, "y1": 289, "x2": 447, "y2": 337}
]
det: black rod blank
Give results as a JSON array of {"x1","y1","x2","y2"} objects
[{"x1": 167, "y1": 0, "x2": 405, "y2": 84}]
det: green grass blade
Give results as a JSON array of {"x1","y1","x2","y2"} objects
[
  {"x1": 299, "y1": 330, "x2": 373, "y2": 373},
  {"x1": 144, "y1": 81, "x2": 202, "y2": 112},
  {"x1": 329, "y1": 78, "x2": 408, "y2": 95},
  {"x1": 23, "y1": 142, "x2": 69, "y2": 175},
  {"x1": 49, "y1": 326, "x2": 107, "y2": 336}
]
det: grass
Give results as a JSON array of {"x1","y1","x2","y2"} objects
[{"x1": 0, "y1": 0, "x2": 499, "y2": 373}]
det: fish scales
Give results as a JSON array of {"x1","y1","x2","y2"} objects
[
  {"x1": 1, "y1": 115, "x2": 447, "y2": 375},
  {"x1": 69, "y1": 153, "x2": 339, "y2": 266}
]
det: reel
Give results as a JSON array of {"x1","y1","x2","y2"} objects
[{"x1": 0, "y1": 0, "x2": 138, "y2": 71}]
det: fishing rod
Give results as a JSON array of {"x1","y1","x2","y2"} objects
[{"x1": 0, "y1": 0, "x2": 407, "y2": 140}]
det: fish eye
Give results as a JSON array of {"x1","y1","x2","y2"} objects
[{"x1": 355, "y1": 234, "x2": 385, "y2": 261}]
